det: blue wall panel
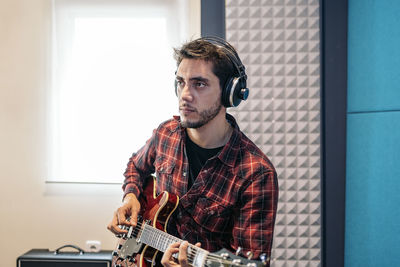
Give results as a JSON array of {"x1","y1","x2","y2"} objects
[
  {"x1": 346, "y1": 112, "x2": 400, "y2": 266},
  {"x1": 347, "y1": 0, "x2": 400, "y2": 266},
  {"x1": 348, "y1": 0, "x2": 400, "y2": 113}
]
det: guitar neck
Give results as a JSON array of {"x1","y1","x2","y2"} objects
[
  {"x1": 138, "y1": 223, "x2": 180, "y2": 252},
  {"x1": 138, "y1": 223, "x2": 209, "y2": 267}
]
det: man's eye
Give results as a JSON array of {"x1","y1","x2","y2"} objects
[
  {"x1": 176, "y1": 80, "x2": 184, "y2": 87},
  {"x1": 195, "y1": 82, "x2": 206, "y2": 88}
]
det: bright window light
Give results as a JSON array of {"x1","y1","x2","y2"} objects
[{"x1": 49, "y1": 1, "x2": 192, "y2": 183}]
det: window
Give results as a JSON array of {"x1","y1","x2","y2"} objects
[{"x1": 48, "y1": 0, "x2": 199, "y2": 183}]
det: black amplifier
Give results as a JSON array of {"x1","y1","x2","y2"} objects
[{"x1": 17, "y1": 245, "x2": 113, "y2": 267}]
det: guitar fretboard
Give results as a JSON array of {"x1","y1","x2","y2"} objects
[
  {"x1": 137, "y1": 223, "x2": 209, "y2": 267},
  {"x1": 139, "y1": 224, "x2": 180, "y2": 252}
]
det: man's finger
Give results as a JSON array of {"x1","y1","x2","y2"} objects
[
  {"x1": 122, "y1": 193, "x2": 141, "y2": 227},
  {"x1": 108, "y1": 212, "x2": 127, "y2": 235},
  {"x1": 161, "y1": 242, "x2": 180, "y2": 267},
  {"x1": 178, "y1": 241, "x2": 189, "y2": 267},
  {"x1": 107, "y1": 193, "x2": 141, "y2": 236},
  {"x1": 116, "y1": 207, "x2": 132, "y2": 226},
  {"x1": 129, "y1": 209, "x2": 138, "y2": 227}
]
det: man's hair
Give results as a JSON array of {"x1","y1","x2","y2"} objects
[{"x1": 173, "y1": 39, "x2": 238, "y2": 91}]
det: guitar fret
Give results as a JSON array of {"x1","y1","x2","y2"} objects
[
  {"x1": 138, "y1": 223, "x2": 211, "y2": 267},
  {"x1": 141, "y1": 224, "x2": 180, "y2": 252}
]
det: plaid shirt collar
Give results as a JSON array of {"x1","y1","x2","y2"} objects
[{"x1": 172, "y1": 113, "x2": 241, "y2": 168}]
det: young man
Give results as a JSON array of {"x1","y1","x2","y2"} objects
[{"x1": 108, "y1": 37, "x2": 278, "y2": 267}]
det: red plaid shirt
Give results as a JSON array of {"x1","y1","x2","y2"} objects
[{"x1": 123, "y1": 114, "x2": 278, "y2": 261}]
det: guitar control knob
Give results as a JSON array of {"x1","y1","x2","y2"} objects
[
  {"x1": 232, "y1": 259, "x2": 242, "y2": 265},
  {"x1": 112, "y1": 251, "x2": 119, "y2": 257},
  {"x1": 260, "y1": 253, "x2": 269, "y2": 265},
  {"x1": 246, "y1": 251, "x2": 253, "y2": 260},
  {"x1": 220, "y1": 253, "x2": 230, "y2": 259},
  {"x1": 235, "y1": 247, "x2": 242, "y2": 256}
]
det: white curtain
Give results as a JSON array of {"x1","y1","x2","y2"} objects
[{"x1": 49, "y1": 0, "x2": 193, "y2": 183}]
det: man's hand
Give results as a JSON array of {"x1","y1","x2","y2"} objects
[
  {"x1": 107, "y1": 193, "x2": 141, "y2": 235},
  {"x1": 161, "y1": 241, "x2": 201, "y2": 267}
]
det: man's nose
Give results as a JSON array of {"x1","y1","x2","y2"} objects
[{"x1": 180, "y1": 83, "x2": 193, "y2": 102}]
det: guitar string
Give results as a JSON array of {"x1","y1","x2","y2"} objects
[
  {"x1": 122, "y1": 221, "x2": 249, "y2": 267},
  {"x1": 127, "y1": 224, "x2": 233, "y2": 265},
  {"x1": 127, "y1": 221, "x2": 237, "y2": 263},
  {"x1": 124, "y1": 221, "x2": 210, "y2": 263}
]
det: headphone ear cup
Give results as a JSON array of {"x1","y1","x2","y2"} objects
[
  {"x1": 222, "y1": 77, "x2": 246, "y2": 107},
  {"x1": 222, "y1": 77, "x2": 234, "y2": 107}
]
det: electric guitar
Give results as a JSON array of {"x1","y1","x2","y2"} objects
[{"x1": 112, "y1": 176, "x2": 269, "y2": 267}]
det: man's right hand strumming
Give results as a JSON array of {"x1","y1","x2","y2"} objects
[{"x1": 107, "y1": 193, "x2": 141, "y2": 235}]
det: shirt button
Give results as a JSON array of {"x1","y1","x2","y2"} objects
[
  {"x1": 160, "y1": 167, "x2": 163, "y2": 172},
  {"x1": 183, "y1": 172, "x2": 187, "y2": 177}
]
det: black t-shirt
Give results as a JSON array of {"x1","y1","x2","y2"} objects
[{"x1": 185, "y1": 134, "x2": 223, "y2": 189}]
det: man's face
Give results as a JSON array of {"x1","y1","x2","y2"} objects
[{"x1": 175, "y1": 58, "x2": 223, "y2": 129}]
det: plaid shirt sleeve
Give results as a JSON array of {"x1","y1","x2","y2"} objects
[
  {"x1": 232, "y1": 168, "x2": 278, "y2": 260},
  {"x1": 122, "y1": 128, "x2": 158, "y2": 199}
]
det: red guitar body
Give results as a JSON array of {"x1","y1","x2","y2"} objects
[{"x1": 112, "y1": 176, "x2": 179, "y2": 267}]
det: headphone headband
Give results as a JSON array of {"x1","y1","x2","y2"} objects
[
  {"x1": 175, "y1": 36, "x2": 249, "y2": 107},
  {"x1": 199, "y1": 36, "x2": 247, "y2": 82}
]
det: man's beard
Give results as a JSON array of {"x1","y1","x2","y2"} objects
[{"x1": 180, "y1": 100, "x2": 222, "y2": 129}]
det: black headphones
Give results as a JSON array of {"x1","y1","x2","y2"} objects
[{"x1": 175, "y1": 36, "x2": 249, "y2": 107}]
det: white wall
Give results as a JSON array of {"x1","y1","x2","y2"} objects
[
  {"x1": 0, "y1": 0, "x2": 200, "y2": 265},
  {"x1": 0, "y1": 0, "x2": 135, "y2": 265}
]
